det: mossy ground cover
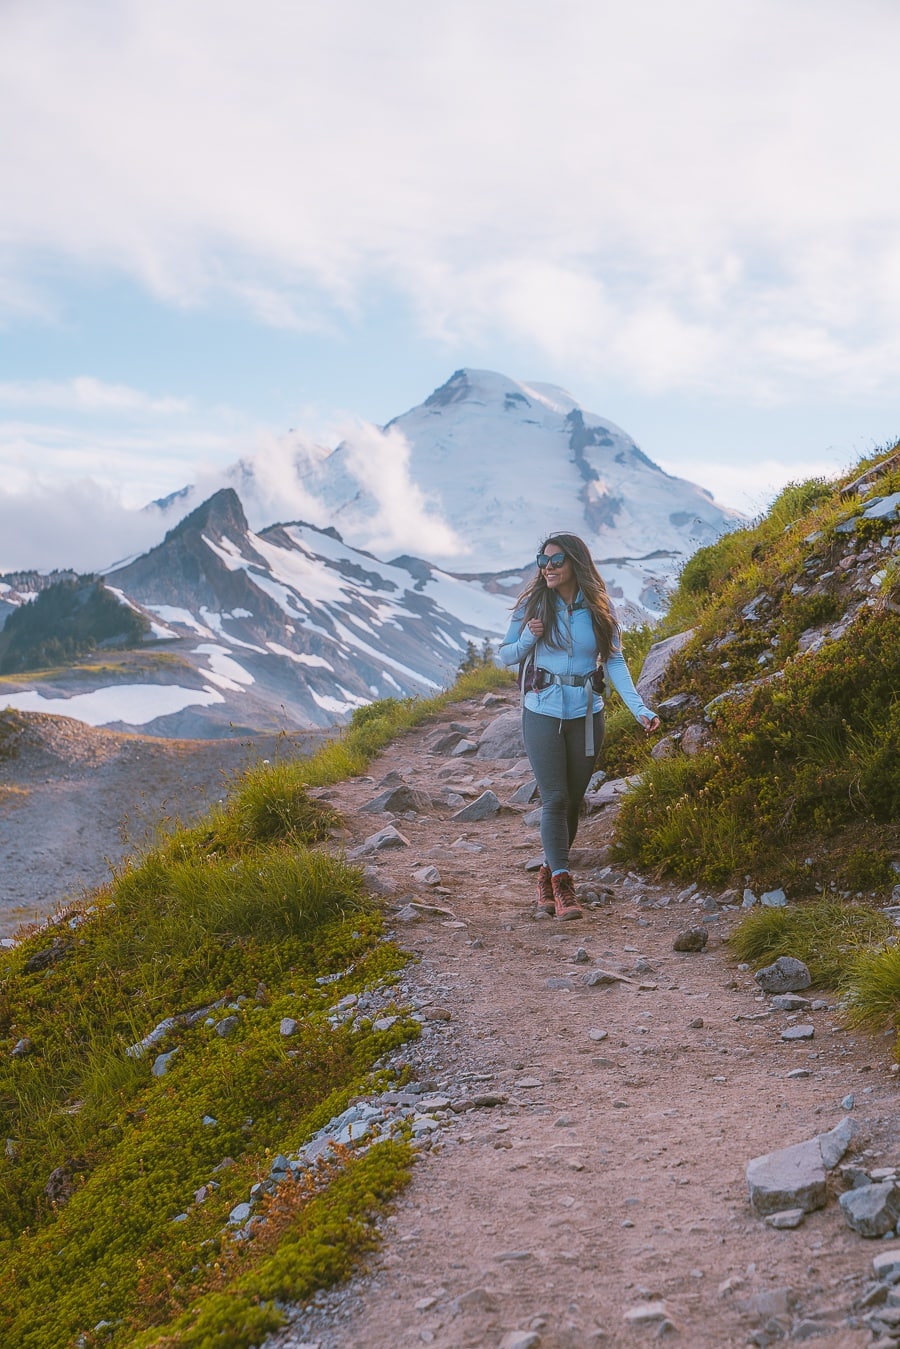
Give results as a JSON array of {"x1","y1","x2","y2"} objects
[{"x1": 0, "y1": 663, "x2": 510, "y2": 1348}]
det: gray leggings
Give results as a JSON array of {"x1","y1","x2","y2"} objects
[{"x1": 522, "y1": 706, "x2": 605, "y2": 873}]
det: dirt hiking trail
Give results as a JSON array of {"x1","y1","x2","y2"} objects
[
  {"x1": 2, "y1": 696, "x2": 898, "y2": 1347},
  {"x1": 270, "y1": 689, "x2": 898, "y2": 1349}
]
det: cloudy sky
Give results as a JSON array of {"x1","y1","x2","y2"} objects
[{"x1": 2, "y1": 0, "x2": 900, "y2": 570}]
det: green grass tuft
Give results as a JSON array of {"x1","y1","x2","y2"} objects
[{"x1": 729, "y1": 900, "x2": 895, "y2": 989}]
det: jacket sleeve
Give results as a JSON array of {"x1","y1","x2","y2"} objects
[
  {"x1": 605, "y1": 641, "x2": 656, "y2": 722},
  {"x1": 498, "y1": 609, "x2": 537, "y2": 668}
]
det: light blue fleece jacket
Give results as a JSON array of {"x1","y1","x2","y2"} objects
[{"x1": 498, "y1": 592, "x2": 656, "y2": 724}]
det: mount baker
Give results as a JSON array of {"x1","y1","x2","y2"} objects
[{"x1": 0, "y1": 370, "x2": 739, "y2": 736}]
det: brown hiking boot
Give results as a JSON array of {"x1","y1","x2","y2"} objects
[
  {"x1": 536, "y1": 864, "x2": 555, "y2": 914},
  {"x1": 551, "y1": 870, "x2": 583, "y2": 920}
]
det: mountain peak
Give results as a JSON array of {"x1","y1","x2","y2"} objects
[{"x1": 165, "y1": 487, "x2": 249, "y2": 543}]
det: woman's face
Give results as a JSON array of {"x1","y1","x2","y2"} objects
[{"x1": 541, "y1": 541, "x2": 575, "y2": 592}]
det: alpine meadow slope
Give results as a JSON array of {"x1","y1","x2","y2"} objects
[{"x1": 608, "y1": 442, "x2": 900, "y2": 899}]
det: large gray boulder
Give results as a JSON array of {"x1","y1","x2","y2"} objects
[
  {"x1": 636, "y1": 630, "x2": 694, "y2": 705},
  {"x1": 475, "y1": 710, "x2": 525, "y2": 759}
]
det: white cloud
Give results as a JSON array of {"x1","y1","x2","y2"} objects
[
  {"x1": 1, "y1": 0, "x2": 900, "y2": 401},
  {"x1": 655, "y1": 453, "x2": 848, "y2": 518},
  {"x1": 0, "y1": 377, "x2": 189, "y2": 413},
  {"x1": 0, "y1": 480, "x2": 166, "y2": 572},
  {"x1": 331, "y1": 421, "x2": 463, "y2": 557}
]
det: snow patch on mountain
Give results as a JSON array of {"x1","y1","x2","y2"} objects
[{"x1": 3, "y1": 683, "x2": 226, "y2": 727}]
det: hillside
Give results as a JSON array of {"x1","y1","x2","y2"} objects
[{"x1": 608, "y1": 443, "x2": 900, "y2": 897}]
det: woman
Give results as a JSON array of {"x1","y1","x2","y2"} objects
[{"x1": 499, "y1": 533, "x2": 660, "y2": 919}]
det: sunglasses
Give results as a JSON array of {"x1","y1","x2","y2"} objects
[{"x1": 536, "y1": 550, "x2": 567, "y2": 570}]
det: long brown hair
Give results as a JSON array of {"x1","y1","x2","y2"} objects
[{"x1": 514, "y1": 532, "x2": 618, "y2": 662}]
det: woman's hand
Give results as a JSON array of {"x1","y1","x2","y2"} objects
[
  {"x1": 640, "y1": 714, "x2": 661, "y2": 734},
  {"x1": 527, "y1": 618, "x2": 544, "y2": 638}
]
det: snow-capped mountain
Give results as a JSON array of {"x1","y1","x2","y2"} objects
[
  {"x1": 152, "y1": 370, "x2": 743, "y2": 620},
  {"x1": 1, "y1": 490, "x2": 517, "y2": 737},
  {"x1": 1, "y1": 371, "x2": 743, "y2": 737},
  {"x1": 325, "y1": 369, "x2": 737, "y2": 564}
]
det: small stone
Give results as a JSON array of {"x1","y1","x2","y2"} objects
[
  {"x1": 840, "y1": 1182, "x2": 900, "y2": 1238},
  {"x1": 781, "y1": 1024, "x2": 814, "y2": 1042},
  {"x1": 413, "y1": 866, "x2": 442, "y2": 886},
  {"x1": 765, "y1": 1208, "x2": 806, "y2": 1229},
  {"x1": 742, "y1": 888, "x2": 759, "y2": 908},
  {"x1": 755, "y1": 956, "x2": 811, "y2": 993},
  {"x1": 514, "y1": 1077, "x2": 543, "y2": 1089},
  {"x1": 872, "y1": 1247, "x2": 900, "y2": 1283},
  {"x1": 451, "y1": 1286, "x2": 498, "y2": 1313},
  {"x1": 392, "y1": 904, "x2": 422, "y2": 923},
  {"x1": 216, "y1": 1016, "x2": 240, "y2": 1038},
  {"x1": 689, "y1": 1017, "x2": 704, "y2": 1029},
  {"x1": 151, "y1": 1048, "x2": 180, "y2": 1076},
  {"x1": 546, "y1": 977, "x2": 575, "y2": 991},
  {"x1": 348, "y1": 825, "x2": 411, "y2": 858},
  {"x1": 10, "y1": 1037, "x2": 32, "y2": 1058},
  {"x1": 499, "y1": 1333, "x2": 541, "y2": 1349},
  {"x1": 589, "y1": 1028, "x2": 608, "y2": 1041},
  {"x1": 451, "y1": 790, "x2": 501, "y2": 822},
  {"x1": 360, "y1": 785, "x2": 431, "y2": 816},
  {"x1": 673, "y1": 927, "x2": 708, "y2": 952},
  {"x1": 761, "y1": 888, "x2": 788, "y2": 907},
  {"x1": 571, "y1": 947, "x2": 590, "y2": 964},
  {"x1": 842, "y1": 1093, "x2": 855, "y2": 1110},
  {"x1": 280, "y1": 1017, "x2": 299, "y2": 1037},
  {"x1": 771, "y1": 994, "x2": 811, "y2": 1011},
  {"x1": 746, "y1": 1138, "x2": 827, "y2": 1215},
  {"x1": 228, "y1": 1202, "x2": 252, "y2": 1225},
  {"x1": 786, "y1": 1069, "x2": 810, "y2": 1079}
]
